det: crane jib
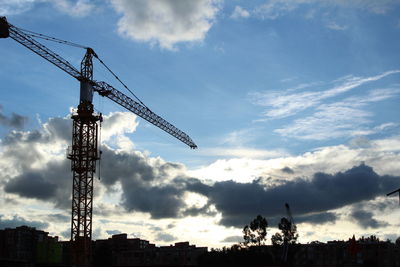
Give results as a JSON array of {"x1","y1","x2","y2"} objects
[
  {"x1": 1, "y1": 16, "x2": 197, "y2": 149},
  {"x1": 0, "y1": 17, "x2": 10, "y2": 38}
]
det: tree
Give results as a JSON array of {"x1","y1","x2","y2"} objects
[
  {"x1": 271, "y1": 232, "x2": 283, "y2": 246},
  {"x1": 243, "y1": 215, "x2": 268, "y2": 246},
  {"x1": 278, "y1": 217, "x2": 298, "y2": 244},
  {"x1": 271, "y1": 217, "x2": 298, "y2": 246}
]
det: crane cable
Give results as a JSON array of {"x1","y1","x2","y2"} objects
[
  {"x1": 93, "y1": 55, "x2": 150, "y2": 109},
  {"x1": 13, "y1": 25, "x2": 88, "y2": 49}
]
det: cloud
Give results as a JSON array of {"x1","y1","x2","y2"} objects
[
  {"x1": 47, "y1": 213, "x2": 70, "y2": 223},
  {"x1": 251, "y1": 71, "x2": 400, "y2": 141},
  {"x1": 3, "y1": 160, "x2": 72, "y2": 209},
  {"x1": 110, "y1": 0, "x2": 222, "y2": 50},
  {"x1": 106, "y1": 229, "x2": 122, "y2": 235},
  {"x1": 187, "y1": 164, "x2": 399, "y2": 227},
  {"x1": 155, "y1": 232, "x2": 177, "y2": 242},
  {"x1": 326, "y1": 21, "x2": 348, "y2": 31},
  {"x1": 2, "y1": 111, "x2": 400, "y2": 236},
  {"x1": 0, "y1": 214, "x2": 49, "y2": 230},
  {"x1": 0, "y1": 112, "x2": 139, "y2": 209},
  {"x1": 274, "y1": 87, "x2": 400, "y2": 140},
  {"x1": 254, "y1": 0, "x2": 301, "y2": 20},
  {"x1": 281, "y1": 167, "x2": 294, "y2": 174},
  {"x1": 0, "y1": 111, "x2": 201, "y2": 221},
  {"x1": 203, "y1": 147, "x2": 288, "y2": 159},
  {"x1": 251, "y1": 70, "x2": 400, "y2": 119},
  {"x1": 296, "y1": 212, "x2": 338, "y2": 225},
  {"x1": 52, "y1": 0, "x2": 94, "y2": 17},
  {"x1": 221, "y1": 235, "x2": 242, "y2": 243},
  {"x1": 350, "y1": 209, "x2": 389, "y2": 228},
  {"x1": 231, "y1": 6, "x2": 250, "y2": 19},
  {"x1": 0, "y1": 107, "x2": 28, "y2": 129},
  {"x1": 0, "y1": 0, "x2": 38, "y2": 15},
  {"x1": 0, "y1": 0, "x2": 93, "y2": 16},
  {"x1": 253, "y1": 0, "x2": 400, "y2": 20}
]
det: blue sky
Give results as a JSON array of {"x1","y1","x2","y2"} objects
[{"x1": 1, "y1": 0, "x2": 400, "y2": 247}]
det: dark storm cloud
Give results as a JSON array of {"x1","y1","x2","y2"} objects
[
  {"x1": 296, "y1": 212, "x2": 338, "y2": 225},
  {"x1": 121, "y1": 181, "x2": 184, "y2": 218},
  {"x1": 99, "y1": 146, "x2": 157, "y2": 186},
  {"x1": 350, "y1": 209, "x2": 389, "y2": 229},
  {"x1": 187, "y1": 164, "x2": 399, "y2": 227},
  {"x1": 98, "y1": 146, "x2": 190, "y2": 219},
  {"x1": 0, "y1": 215, "x2": 48, "y2": 230},
  {"x1": 5, "y1": 172, "x2": 58, "y2": 199},
  {"x1": 0, "y1": 106, "x2": 28, "y2": 129},
  {"x1": 100, "y1": 160, "x2": 398, "y2": 227},
  {"x1": 3, "y1": 160, "x2": 71, "y2": 209}
]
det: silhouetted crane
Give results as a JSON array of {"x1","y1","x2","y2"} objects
[{"x1": 0, "y1": 17, "x2": 197, "y2": 267}]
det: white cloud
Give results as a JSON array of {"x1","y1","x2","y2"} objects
[
  {"x1": 101, "y1": 112, "x2": 138, "y2": 150},
  {"x1": 0, "y1": 0, "x2": 94, "y2": 16},
  {"x1": 222, "y1": 128, "x2": 258, "y2": 146},
  {"x1": 230, "y1": 6, "x2": 250, "y2": 19},
  {"x1": 202, "y1": 147, "x2": 288, "y2": 160},
  {"x1": 251, "y1": 70, "x2": 400, "y2": 119},
  {"x1": 0, "y1": 0, "x2": 38, "y2": 15},
  {"x1": 52, "y1": 0, "x2": 94, "y2": 17},
  {"x1": 110, "y1": 0, "x2": 222, "y2": 50},
  {"x1": 274, "y1": 87, "x2": 400, "y2": 140},
  {"x1": 253, "y1": 0, "x2": 400, "y2": 20},
  {"x1": 326, "y1": 21, "x2": 348, "y2": 31},
  {"x1": 254, "y1": 0, "x2": 304, "y2": 20}
]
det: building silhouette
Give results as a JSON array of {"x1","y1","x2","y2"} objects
[{"x1": 1, "y1": 226, "x2": 399, "y2": 267}]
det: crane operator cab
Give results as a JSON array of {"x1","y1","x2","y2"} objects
[{"x1": 0, "y1": 17, "x2": 10, "y2": 38}]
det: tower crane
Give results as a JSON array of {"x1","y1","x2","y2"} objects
[{"x1": 0, "y1": 17, "x2": 197, "y2": 267}]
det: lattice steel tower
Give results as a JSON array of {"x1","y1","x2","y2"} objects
[{"x1": 67, "y1": 48, "x2": 100, "y2": 267}]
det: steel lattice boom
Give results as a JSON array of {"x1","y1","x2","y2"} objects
[
  {"x1": 6, "y1": 22, "x2": 81, "y2": 79},
  {"x1": 93, "y1": 81, "x2": 197, "y2": 148}
]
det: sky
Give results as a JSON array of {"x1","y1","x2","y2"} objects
[{"x1": 0, "y1": 0, "x2": 400, "y2": 248}]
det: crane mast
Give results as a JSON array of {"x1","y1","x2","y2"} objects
[
  {"x1": 1, "y1": 17, "x2": 197, "y2": 267},
  {"x1": 67, "y1": 48, "x2": 100, "y2": 267}
]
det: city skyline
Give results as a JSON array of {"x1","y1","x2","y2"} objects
[{"x1": 0, "y1": 0, "x2": 400, "y2": 248}]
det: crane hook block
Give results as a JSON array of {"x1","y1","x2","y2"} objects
[{"x1": 0, "y1": 17, "x2": 10, "y2": 38}]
